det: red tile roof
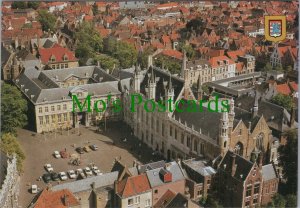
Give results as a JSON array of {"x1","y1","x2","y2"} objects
[
  {"x1": 289, "y1": 81, "x2": 298, "y2": 92},
  {"x1": 161, "y1": 49, "x2": 183, "y2": 60},
  {"x1": 226, "y1": 50, "x2": 246, "y2": 61},
  {"x1": 157, "y1": 2, "x2": 179, "y2": 9},
  {"x1": 35, "y1": 189, "x2": 80, "y2": 208},
  {"x1": 116, "y1": 174, "x2": 151, "y2": 198},
  {"x1": 154, "y1": 189, "x2": 176, "y2": 208},
  {"x1": 209, "y1": 56, "x2": 235, "y2": 68},
  {"x1": 39, "y1": 45, "x2": 77, "y2": 64},
  {"x1": 276, "y1": 83, "x2": 291, "y2": 95}
]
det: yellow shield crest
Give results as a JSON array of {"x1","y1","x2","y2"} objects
[{"x1": 264, "y1": 16, "x2": 286, "y2": 42}]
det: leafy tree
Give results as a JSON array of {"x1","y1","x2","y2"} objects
[
  {"x1": 140, "y1": 47, "x2": 155, "y2": 69},
  {"x1": 154, "y1": 56, "x2": 181, "y2": 74},
  {"x1": 92, "y1": 3, "x2": 98, "y2": 15},
  {"x1": 37, "y1": 10, "x2": 56, "y2": 32},
  {"x1": 179, "y1": 43, "x2": 195, "y2": 59},
  {"x1": 285, "y1": 194, "x2": 297, "y2": 208},
  {"x1": 75, "y1": 23, "x2": 103, "y2": 65},
  {"x1": 263, "y1": 63, "x2": 273, "y2": 72},
  {"x1": 286, "y1": 65, "x2": 293, "y2": 72},
  {"x1": 11, "y1": 2, "x2": 27, "y2": 9},
  {"x1": 204, "y1": 195, "x2": 223, "y2": 208},
  {"x1": 103, "y1": 37, "x2": 137, "y2": 68},
  {"x1": 279, "y1": 130, "x2": 297, "y2": 195},
  {"x1": 0, "y1": 133, "x2": 25, "y2": 172},
  {"x1": 1, "y1": 83, "x2": 28, "y2": 135},
  {"x1": 94, "y1": 54, "x2": 119, "y2": 72},
  {"x1": 268, "y1": 194, "x2": 286, "y2": 208},
  {"x1": 27, "y1": 2, "x2": 40, "y2": 9},
  {"x1": 271, "y1": 94, "x2": 294, "y2": 111},
  {"x1": 274, "y1": 65, "x2": 283, "y2": 71}
]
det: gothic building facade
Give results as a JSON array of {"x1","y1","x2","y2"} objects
[{"x1": 122, "y1": 56, "x2": 274, "y2": 163}]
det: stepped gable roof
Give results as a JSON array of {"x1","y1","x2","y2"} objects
[
  {"x1": 140, "y1": 66, "x2": 184, "y2": 102},
  {"x1": 116, "y1": 174, "x2": 151, "y2": 198},
  {"x1": 219, "y1": 151, "x2": 254, "y2": 181}
]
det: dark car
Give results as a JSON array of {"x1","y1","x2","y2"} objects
[
  {"x1": 75, "y1": 147, "x2": 84, "y2": 154},
  {"x1": 51, "y1": 172, "x2": 60, "y2": 181},
  {"x1": 42, "y1": 173, "x2": 52, "y2": 183},
  {"x1": 89, "y1": 144, "x2": 98, "y2": 151}
]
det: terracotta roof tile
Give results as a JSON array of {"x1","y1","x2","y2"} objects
[
  {"x1": 289, "y1": 81, "x2": 298, "y2": 92},
  {"x1": 35, "y1": 189, "x2": 80, "y2": 208},
  {"x1": 39, "y1": 45, "x2": 77, "y2": 64},
  {"x1": 276, "y1": 83, "x2": 291, "y2": 95},
  {"x1": 209, "y1": 56, "x2": 235, "y2": 68},
  {"x1": 161, "y1": 49, "x2": 183, "y2": 60},
  {"x1": 116, "y1": 174, "x2": 151, "y2": 198},
  {"x1": 154, "y1": 190, "x2": 176, "y2": 208}
]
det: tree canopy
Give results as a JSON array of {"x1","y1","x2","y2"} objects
[
  {"x1": 271, "y1": 94, "x2": 294, "y2": 111},
  {"x1": 154, "y1": 56, "x2": 181, "y2": 74},
  {"x1": 12, "y1": 1, "x2": 40, "y2": 9},
  {"x1": 1, "y1": 83, "x2": 28, "y2": 135},
  {"x1": 37, "y1": 10, "x2": 56, "y2": 32},
  {"x1": 279, "y1": 129, "x2": 297, "y2": 195},
  {"x1": 0, "y1": 133, "x2": 25, "y2": 172},
  {"x1": 75, "y1": 23, "x2": 103, "y2": 65},
  {"x1": 94, "y1": 54, "x2": 119, "y2": 72}
]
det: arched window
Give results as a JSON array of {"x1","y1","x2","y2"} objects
[
  {"x1": 194, "y1": 140, "x2": 198, "y2": 152},
  {"x1": 256, "y1": 133, "x2": 264, "y2": 150},
  {"x1": 234, "y1": 142, "x2": 243, "y2": 156}
]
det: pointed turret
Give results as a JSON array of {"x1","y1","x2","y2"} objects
[
  {"x1": 197, "y1": 74, "x2": 202, "y2": 100},
  {"x1": 148, "y1": 67, "x2": 156, "y2": 99},
  {"x1": 166, "y1": 72, "x2": 174, "y2": 116}
]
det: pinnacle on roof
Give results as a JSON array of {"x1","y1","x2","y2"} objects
[{"x1": 150, "y1": 65, "x2": 155, "y2": 83}]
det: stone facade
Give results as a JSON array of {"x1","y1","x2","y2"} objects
[{"x1": 0, "y1": 153, "x2": 20, "y2": 208}]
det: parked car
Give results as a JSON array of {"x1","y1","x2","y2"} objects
[
  {"x1": 84, "y1": 167, "x2": 93, "y2": 176},
  {"x1": 53, "y1": 151, "x2": 61, "y2": 158},
  {"x1": 59, "y1": 172, "x2": 68, "y2": 181},
  {"x1": 76, "y1": 168, "x2": 86, "y2": 179},
  {"x1": 68, "y1": 170, "x2": 76, "y2": 179},
  {"x1": 76, "y1": 147, "x2": 84, "y2": 154},
  {"x1": 91, "y1": 166, "x2": 102, "y2": 176},
  {"x1": 51, "y1": 172, "x2": 60, "y2": 181},
  {"x1": 42, "y1": 173, "x2": 52, "y2": 183},
  {"x1": 89, "y1": 144, "x2": 98, "y2": 151},
  {"x1": 83, "y1": 146, "x2": 91, "y2": 152},
  {"x1": 31, "y1": 184, "x2": 38, "y2": 194},
  {"x1": 44, "y1": 164, "x2": 53, "y2": 172}
]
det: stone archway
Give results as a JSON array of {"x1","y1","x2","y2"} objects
[{"x1": 234, "y1": 142, "x2": 244, "y2": 156}]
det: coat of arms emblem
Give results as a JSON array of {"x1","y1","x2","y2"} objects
[{"x1": 264, "y1": 16, "x2": 286, "y2": 42}]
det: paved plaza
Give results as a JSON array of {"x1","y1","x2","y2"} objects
[{"x1": 17, "y1": 121, "x2": 163, "y2": 207}]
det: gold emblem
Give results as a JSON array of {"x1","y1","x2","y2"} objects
[{"x1": 264, "y1": 16, "x2": 286, "y2": 42}]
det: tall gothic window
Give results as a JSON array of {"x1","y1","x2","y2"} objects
[
  {"x1": 234, "y1": 142, "x2": 243, "y2": 156},
  {"x1": 256, "y1": 133, "x2": 264, "y2": 150}
]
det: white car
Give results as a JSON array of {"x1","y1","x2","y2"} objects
[
  {"x1": 68, "y1": 170, "x2": 76, "y2": 179},
  {"x1": 76, "y1": 168, "x2": 86, "y2": 179},
  {"x1": 44, "y1": 164, "x2": 53, "y2": 172},
  {"x1": 59, "y1": 172, "x2": 68, "y2": 181},
  {"x1": 91, "y1": 166, "x2": 102, "y2": 176},
  {"x1": 84, "y1": 167, "x2": 93, "y2": 177},
  {"x1": 31, "y1": 184, "x2": 38, "y2": 194},
  {"x1": 53, "y1": 151, "x2": 61, "y2": 158}
]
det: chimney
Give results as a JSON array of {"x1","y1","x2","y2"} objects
[
  {"x1": 230, "y1": 152, "x2": 236, "y2": 177},
  {"x1": 63, "y1": 194, "x2": 69, "y2": 206},
  {"x1": 290, "y1": 106, "x2": 295, "y2": 127}
]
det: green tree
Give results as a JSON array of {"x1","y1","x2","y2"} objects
[
  {"x1": 27, "y1": 2, "x2": 40, "y2": 9},
  {"x1": 154, "y1": 56, "x2": 181, "y2": 74},
  {"x1": 263, "y1": 63, "x2": 273, "y2": 72},
  {"x1": 269, "y1": 194, "x2": 286, "y2": 208},
  {"x1": 279, "y1": 130, "x2": 297, "y2": 195},
  {"x1": 274, "y1": 65, "x2": 283, "y2": 71},
  {"x1": 94, "y1": 54, "x2": 120, "y2": 72},
  {"x1": 271, "y1": 94, "x2": 294, "y2": 111},
  {"x1": 285, "y1": 194, "x2": 297, "y2": 208},
  {"x1": 37, "y1": 10, "x2": 56, "y2": 32},
  {"x1": 11, "y1": 2, "x2": 27, "y2": 9},
  {"x1": 0, "y1": 133, "x2": 25, "y2": 172},
  {"x1": 179, "y1": 44, "x2": 195, "y2": 59},
  {"x1": 286, "y1": 65, "x2": 293, "y2": 72},
  {"x1": 1, "y1": 83, "x2": 28, "y2": 135},
  {"x1": 92, "y1": 3, "x2": 98, "y2": 15},
  {"x1": 204, "y1": 195, "x2": 223, "y2": 208},
  {"x1": 75, "y1": 23, "x2": 103, "y2": 65},
  {"x1": 140, "y1": 47, "x2": 155, "y2": 69}
]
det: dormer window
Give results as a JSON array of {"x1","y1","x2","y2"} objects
[
  {"x1": 63, "y1": 54, "x2": 68, "y2": 61},
  {"x1": 50, "y1": 55, "x2": 56, "y2": 62}
]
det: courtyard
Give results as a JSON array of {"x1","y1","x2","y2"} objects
[{"x1": 17, "y1": 121, "x2": 164, "y2": 207}]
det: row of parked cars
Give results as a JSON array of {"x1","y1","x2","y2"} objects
[
  {"x1": 75, "y1": 144, "x2": 98, "y2": 154},
  {"x1": 42, "y1": 163, "x2": 102, "y2": 183}
]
